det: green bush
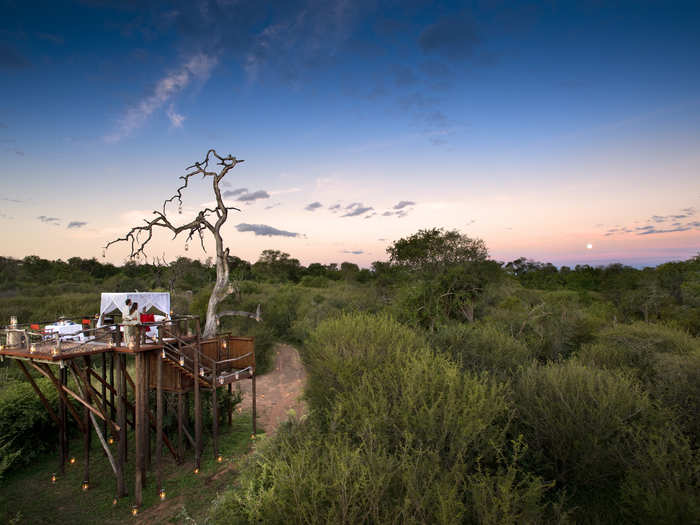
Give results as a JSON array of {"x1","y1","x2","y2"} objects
[
  {"x1": 466, "y1": 437, "x2": 570, "y2": 525},
  {"x1": 591, "y1": 322, "x2": 699, "y2": 359},
  {"x1": 513, "y1": 360, "x2": 669, "y2": 517},
  {"x1": 429, "y1": 321, "x2": 535, "y2": 378},
  {"x1": 299, "y1": 275, "x2": 330, "y2": 288},
  {"x1": 485, "y1": 289, "x2": 602, "y2": 362},
  {"x1": 649, "y1": 351, "x2": 700, "y2": 442},
  {"x1": 579, "y1": 323, "x2": 700, "y2": 443},
  {"x1": 213, "y1": 314, "x2": 561, "y2": 524},
  {"x1": 620, "y1": 425, "x2": 700, "y2": 523},
  {"x1": 0, "y1": 379, "x2": 60, "y2": 480},
  {"x1": 262, "y1": 285, "x2": 299, "y2": 338}
]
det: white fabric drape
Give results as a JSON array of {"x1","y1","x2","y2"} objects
[{"x1": 96, "y1": 292, "x2": 171, "y2": 327}]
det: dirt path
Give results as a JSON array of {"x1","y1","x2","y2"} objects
[{"x1": 238, "y1": 343, "x2": 307, "y2": 436}]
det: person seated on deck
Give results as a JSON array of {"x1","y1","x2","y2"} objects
[{"x1": 123, "y1": 302, "x2": 140, "y2": 347}]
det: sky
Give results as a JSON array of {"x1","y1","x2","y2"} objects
[{"x1": 1, "y1": 0, "x2": 699, "y2": 268}]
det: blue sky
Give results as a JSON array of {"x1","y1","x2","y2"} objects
[{"x1": 1, "y1": 0, "x2": 699, "y2": 267}]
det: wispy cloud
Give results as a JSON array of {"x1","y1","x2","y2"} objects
[
  {"x1": 637, "y1": 223, "x2": 699, "y2": 235},
  {"x1": 37, "y1": 215, "x2": 60, "y2": 224},
  {"x1": 1, "y1": 197, "x2": 22, "y2": 203},
  {"x1": 237, "y1": 190, "x2": 270, "y2": 202},
  {"x1": 604, "y1": 206, "x2": 699, "y2": 236},
  {"x1": 104, "y1": 53, "x2": 217, "y2": 142},
  {"x1": 236, "y1": 223, "x2": 302, "y2": 237},
  {"x1": 166, "y1": 104, "x2": 185, "y2": 128},
  {"x1": 342, "y1": 249, "x2": 364, "y2": 255},
  {"x1": 265, "y1": 202, "x2": 282, "y2": 210},
  {"x1": 393, "y1": 200, "x2": 415, "y2": 210},
  {"x1": 305, "y1": 201, "x2": 323, "y2": 211},
  {"x1": 223, "y1": 188, "x2": 248, "y2": 198},
  {"x1": 342, "y1": 203, "x2": 373, "y2": 217},
  {"x1": 329, "y1": 203, "x2": 341, "y2": 213},
  {"x1": 67, "y1": 221, "x2": 88, "y2": 229}
]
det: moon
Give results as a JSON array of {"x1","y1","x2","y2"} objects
[{"x1": 586, "y1": 243, "x2": 593, "y2": 250}]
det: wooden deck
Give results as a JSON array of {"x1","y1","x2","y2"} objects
[{"x1": 0, "y1": 317, "x2": 256, "y2": 511}]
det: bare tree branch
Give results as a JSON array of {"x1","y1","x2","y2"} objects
[{"x1": 104, "y1": 150, "x2": 245, "y2": 337}]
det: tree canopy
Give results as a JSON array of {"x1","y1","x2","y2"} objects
[{"x1": 387, "y1": 228, "x2": 488, "y2": 273}]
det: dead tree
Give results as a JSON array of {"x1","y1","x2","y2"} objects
[{"x1": 105, "y1": 149, "x2": 258, "y2": 338}]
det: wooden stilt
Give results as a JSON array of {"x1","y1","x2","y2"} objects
[
  {"x1": 156, "y1": 345, "x2": 163, "y2": 494},
  {"x1": 70, "y1": 364, "x2": 118, "y2": 479},
  {"x1": 116, "y1": 353, "x2": 127, "y2": 497},
  {"x1": 16, "y1": 361, "x2": 59, "y2": 426},
  {"x1": 194, "y1": 321, "x2": 202, "y2": 470},
  {"x1": 212, "y1": 361, "x2": 218, "y2": 458},
  {"x1": 109, "y1": 352, "x2": 115, "y2": 425},
  {"x1": 82, "y1": 356, "x2": 92, "y2": 488},
  {"x1": 33, "y1": 362, "x2": 87, "y2": 434},
  {"x1": 59, "y1": 367, "x2": 67, "y2": 474},
  {"x1": 102, "y1": 353, "x2": 107, "y2": 439},
  {"x1": 134, "y1": 351, "x2": 145, "y2": 507},
  {"x1": 145, "y1": 343, "x2": 151, "y2": 471},
  {"x1": 62, "y1": 368, "x2": 70, "y2": 470}
]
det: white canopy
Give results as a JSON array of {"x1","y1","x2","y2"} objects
[{"x1": 97, "y1": 292, "x2": 171, "y2": 327}]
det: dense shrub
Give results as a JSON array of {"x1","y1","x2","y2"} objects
[
  {"x1": 213, "y1": 314, "x2": 563, "y2": 524},
  {"x1": 620, "y1": 426, "x2": 700, "y2": 523},
  {"x1": 513, "y1": 360, "x2": 672, "y2": 518},
  {"x1": 578, "y1": 323, "x2": 700, "y2": 442},
  {"x1": 299, "y1": 275, "x2": 330, "y2": 288},
  {"x1": 486, "y1": 290, "x2": 602, "y2": 362},
  {"x1": 429, "y1": 321, "x2": 535, "y2": 378},
  {"x1": 0, "y1": 379, "x2": 61, "y2": 480}
]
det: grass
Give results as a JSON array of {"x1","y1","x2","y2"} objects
[{"x1": 0, "y1": 412, "x2": 259, "y2": 524}]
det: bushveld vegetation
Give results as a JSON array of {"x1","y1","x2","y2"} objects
[{"x1": 1, "y1": 229, "x2": 699, "y2": 523}]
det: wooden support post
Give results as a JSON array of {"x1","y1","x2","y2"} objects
[
  {"x1": 194, "y1": 320, "x2": 202, "y2": 470},
  {"x1": 58, "y1": 367, "x2": 67, "y2": 474},
  {"x1": 16, "y1": 360, "x2": 60, "y2": 426},
  {"x1": 134, "y1": 351, "x2": 145, "y2": 507},
  {"x1": 212, "y1": 361, "x2": 218, "y2": 459},
  {"x1": 83, "y1": 356, "x2": 92, "y2": 488},
  {"x1": 102, "y1": 353, "x2": 108, "y2": 439},
  {"x1": 109, "y1": 352, "x2": 115, "y2": 427},
  {"x1": 34, "y1": 362, "x2": 87, "y2": 434},
  {"x1": 145, "y1": 342, "x2": 151, "y2": 471},
  {"x1": 252, "y1": 369, "x2": 257, "y2": 436},
  {"x1": 62, "y1": 368, "x2": 70, "y2": 469},
  {"x1": 156, "y1": 345, "x2": 163, "y2": 494},
  {"x1": 115, "y1": 353, "x2": 127, "y2": 497},
  {"x1": 70, "y1": 365, "x2": 119, "y2": 479}
]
